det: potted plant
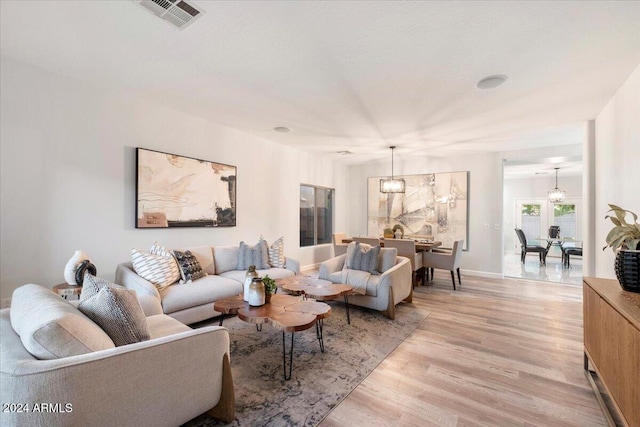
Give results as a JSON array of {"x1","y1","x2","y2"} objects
[
  {"x1": 603, "y1": 204, "x2": 640, "y2": 292},
  {"x1": 262, "y1": 275, "x2": 278, "y2": 303}
]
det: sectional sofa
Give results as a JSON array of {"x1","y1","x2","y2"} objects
[{"x1": 116, "y1": 244, "x2": 300, "y2": 325}]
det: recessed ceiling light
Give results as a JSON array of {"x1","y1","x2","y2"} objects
[
  {"x1": 476, "y1": 74, "x2": 508, "y2": 89},
  {"x1": 337, "y1": 150, "x2": 353, "y2": 155},
  {"x1": 274, "y1": 126, "x2": 291, "y2": 133}
]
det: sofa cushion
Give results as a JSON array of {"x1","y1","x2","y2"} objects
[
  {"x1": 131, "y1": 248, "x2": 180, "y2": 291},
  {"x1": 237, "y1": 240, "x2": 270, "y2": 270},
  {"x1": 218, "y1": 267, "x2": 295, "y2": 284},
  {"x1": 214, "y1": 245, "x2": 240, "y2": 274},
  {"x1": 379, "y1": 247, "x2": 398, "y2": 273},
  {"x1": 268, "y1": 236, "x2": 286, "y2": 268},
  {"x1": 80, "y1": 273, "x2": 122, "y2": 301},
  {"x1": 173, "y1": 250, "x2": 207, "y2": 283},
  {"x1": 179, "y1": 245, "x2": 215, "y2": 275},
  {"x1": 160, "y1": 275, "x2": 243, "y2": 314},
  {"x1": 146, "y1": 314, "x2": 191, "y2": 339},
  {"x1": 79, "y1": 284, "x2": 151, "y2": 347},
  {"x1": 10, "y1": 284, "x2": 115, "y2": 359}
]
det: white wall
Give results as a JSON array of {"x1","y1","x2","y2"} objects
[
  {"x1": 347, "y1": 152, "x2": 504, "y2": 276},
  {"x1": 595, "y1": 64, "x2": 640, "y2": 278},
  {"x1": 0, "y1": 56, "x2": 348, "y2": 299},
  {"x1": 503, "y1": 175, "x2": 583, "y2": 253}
]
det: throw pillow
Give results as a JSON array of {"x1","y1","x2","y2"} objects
[
  {"x1": 131, "y1": 248, "x2": 181, "y2": 290},
  {"x1": 149, "y1": 241, "x2": 173, "y2": 258},
  {"x1": 173, "y1": 250, "x2": 207, "y2": 283},
  {"x1": 81, "y1": 273, "x2": 122, "y2": 301},
  {"x1": 79, "y1": 285, "x2": 150, "y2": 347},
  {"x1": 63, "y1": 250, "x2": 89, "y2": 285},
  {"x1": 267, "y1": 236, "x2": 286, "y2": 268},
  {"x1": 348, "y1": 242, "x2": 381, "y2": 275},
  {"x1": 237, "y1": 240, "x2": 269, "y2": 270}
]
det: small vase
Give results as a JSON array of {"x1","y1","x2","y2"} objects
[
  {"x1": 615, "y1": 250, "x2": 640, "y2": 293},
  {"x1": 248, "y1": 277, "x2": 266, "y2": 306},
  {"x1": 244, "y1": 265, "x2": 258, "y2": 302}
]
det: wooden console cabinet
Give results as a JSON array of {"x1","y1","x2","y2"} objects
[{"x1": 583, "y1": 277, "x2": 640, "y2": 427}]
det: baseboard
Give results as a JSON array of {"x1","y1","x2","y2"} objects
[
  {"x1": 460, "y1": 269, "x2": 504, "y2": 280},
  {"x1": 301, "y1": 263, "x2": 321, "y2": 272}
]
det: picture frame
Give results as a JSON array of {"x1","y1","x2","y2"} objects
[{"x1": 135, "y1": 148, "x2": 237, "y2": 228}]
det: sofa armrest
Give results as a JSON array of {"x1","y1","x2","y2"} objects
[
  {"x1": 115, "y1": 262, "x2": 160, "y2": 300},
  {"x1": 319, "y1": 254, "x2": 346, "y2": 280},
  {"x1": 1, "y1": 313, "x2": 231, "y2": 426},
  {"x1": 374, "y1": 256, "x2": 412, "y2": 309},
  {"x1": 284, "y1": 257, "x2": 300, "y2": 275}
]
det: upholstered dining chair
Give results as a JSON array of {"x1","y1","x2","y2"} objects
[
  {"x1": 384, "y1": 238, "x2": 424, "y2": 287},
  {"x1": 332, "y1": 232, "x2": 348, "y2": 256},
  {"x1": 353, "y1": 237, "x2": 380, "y2": 247},
  {"x1": 422, "y1": 240, "x2": 464, "y2": 290},
  {"x1": 514, "y1": 228, "x2": 547, "y2": 264}
]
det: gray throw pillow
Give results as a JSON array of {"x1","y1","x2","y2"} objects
[
  {"x1": 81, "y1": 273, "x2": 121, "y2": 301},
  {"x1": 237, "y1": 240, "x2": 269, "y2": 270},
  {"x1": 79, "y1": 285, "x2": 150, "y2": 347},
  {"x1": 348, "y1": 242, "x2": 381, "y2": 275}
]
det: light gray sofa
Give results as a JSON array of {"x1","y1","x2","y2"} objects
[
  {"x1": 0, "y1": 284, "x2": 234, "y2": 427},
  {"x1": 116, "y1": 244, "x2": 300, "y2": 325},
  {"x1": 319, "y1": 243, "x2": 412, "y2": 319}
]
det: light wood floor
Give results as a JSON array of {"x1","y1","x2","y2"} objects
[{"x1": 319, "y1": 272, "x2": 608, "y2": 427}]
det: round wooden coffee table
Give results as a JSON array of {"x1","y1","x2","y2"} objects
[
  {"x1": 214, "y1": 294, "x2": 331, "y2": 380},
  {"x1": 278, "y1": 276, "x2": 353, "y2": 324}
]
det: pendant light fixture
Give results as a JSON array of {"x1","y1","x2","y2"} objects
[
  {"x1": 380, "y1": 146, "x2": 405, "y2": 193},
  {"x1": 548, "y1": 167, "x2": 565, "y2": 203}
]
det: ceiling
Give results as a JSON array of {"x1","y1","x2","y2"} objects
[{"x1": 1, "y1": 1, "x2": 639, "y2": 165}]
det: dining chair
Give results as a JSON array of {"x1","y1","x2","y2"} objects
[
  {"x1": 353, "y1": 237, "x2": 380, "y2": 247},
  {"x1": 514, "y1": 228, "x2": 547, "y2": 264},
  {"x1": 561, "y1": 241, "x2": 583, "y2": 268},
  {"x1": 384, "y1": 238, "x2": 424, "y2": 287},
  {"x1": 422, "y1": 240, "x2": 464, "y2": 290},
  {"x1": 332, "y1": 232, "x2": 348, "y2": 256}
]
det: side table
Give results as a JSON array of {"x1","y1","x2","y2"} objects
[{"x1": 53, "y1": 283, "x2": 82, "y2": 300}]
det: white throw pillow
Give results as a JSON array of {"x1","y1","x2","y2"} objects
[
  {"x1": 131, "y1": 248, "x2": 180, "y2": 290},
  {"x1": 268, "y1": 236, "x2": 286, "y2": 268},
  {"x1": 63, "y1": 250, "x2": 89, "y2": 285}
]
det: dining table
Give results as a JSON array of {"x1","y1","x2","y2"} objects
[{"x1": 342, "y1": 238, "x2": 442, "y2": 252}]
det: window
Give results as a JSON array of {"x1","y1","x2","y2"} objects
[
  {"x1": 553, "y1": 204, "x2": 577, "y2": 239},
  {"x1": 300, "y1": 185, "x2": 334, "y2": 247}
]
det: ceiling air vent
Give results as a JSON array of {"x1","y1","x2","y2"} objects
[{"x1": 134, "y1": 0, "x2": 205, "y2": 30}]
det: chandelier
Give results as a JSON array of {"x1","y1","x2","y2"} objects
[
  {"x1": 380, "y1": 146, "x2": 405, "y2": 193},
  {"x1": 548, "y1": 167, "x2": 565, "y2": 203}
]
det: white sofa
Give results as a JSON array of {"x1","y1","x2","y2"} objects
[
  {"x1": 319, "y1": 243, "x2": 412, "y2": 319},
  {"x1": 116, "y1": 244, "x2": 300, "y2": 325},
  {"x1": 0, "y1": 284, "x2": 234, "y2": 427}
]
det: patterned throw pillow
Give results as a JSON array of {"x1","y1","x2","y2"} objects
[
  {"x1": 149, "y1": 241, "x2": 173, "y2": 258},
  {"x1": 81, "y1": 273, "x2": 122, "y2": 301},
  {"x1": 172, "y1": 250, "x2": 207, "y2": 283},
  {"x1": 268, "y1": 236, "x2": 286, "y2": 268},
  {"x1": 131, "y1": 248, "x2": 180, "y2": 290},
  {"x1": 78, "y1": 283, "x2": 150, "y2": 347},
  {"x1": 237, "y1": 240, "x2": 270, "y2": 270},
  {"x1": 348, "y1": 242, "x2": 381, "y2": 275}
]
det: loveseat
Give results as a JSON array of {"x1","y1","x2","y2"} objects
[
  {"x1": 0, "y1": 284, "x2": 234, "y2": 426},
  {"x1": 319, "y1": 242, "x2": 412, "y2": 319},
  {"x1": 116, "y1": 244, "x2": 300, "y2": 325}
]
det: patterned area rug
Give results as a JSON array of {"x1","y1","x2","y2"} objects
[{"x1": 183, "y1": 298, "x2": 428, "y2": 427}]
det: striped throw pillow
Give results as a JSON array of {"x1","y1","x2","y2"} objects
[
  {"x1": 268, "y1": 236, "x2": 286, "y2": 268},
  {"x1": 131, "y1": 248, "x2": 180, "y2": 290},
  {"x1": 348, "y1": 242, "x2": 381, "y2": 275}
]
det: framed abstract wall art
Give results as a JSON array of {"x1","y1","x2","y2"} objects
[
  {"x1": 136, "y1": 148, "x2": 237, "y2": 228},
  {"x1": 367, "y1": 171, "x2": 469, "y2": 250}
]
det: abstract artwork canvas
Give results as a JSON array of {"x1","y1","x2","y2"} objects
[
  {"x1": 136, "y1": 148, "x2": 236, "y2": 228},
  {"x1": 367, "y1": 171, "x2": 469, "y2": 249}
]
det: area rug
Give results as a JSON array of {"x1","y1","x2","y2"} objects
[{"x1": 183, "y1": 299, "x2": 428, "y2": 427}]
